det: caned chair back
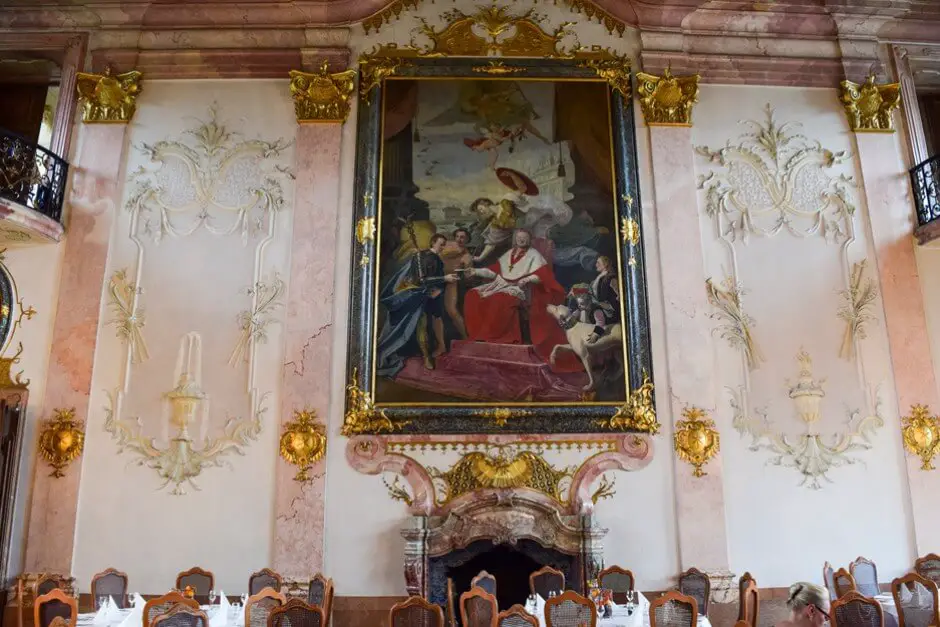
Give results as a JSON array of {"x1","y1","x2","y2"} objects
[
  {"x1": 650, "y1": 591, "x2": 698, "y2": 627},
  {"x1": 825, "y1": 563, "x2": 838, "y2": 601},
  {"x1": 35, "y1": 575, "x2": 69, "y2": 598},
  {"x1": 92, "y1": 568, "x2": 129, "y2": 609},
  {"x1": 446, "y1": 579, "x2": 457, "y2": 627},
  {"x1": 388, "y1": 596, "x2": 444, "y2": 627},
  {"x1": 599, "y1": 566, "x2": 635, "y2": 604},
  {"x1": 460, "y1": 587, "x2": 497, "y2": 627},
  {"x1": 151, "y1": 604, "x2": 209, "y2": 627},
  {"x1": 738, "y1": 577, "x2": 759, "y2": 627},
  {"x1": 851, "y1": 557, "x2": 880, "y2": 598},
  {"x1": 835, "y1": 569, "x2": 858, "y2": 599},
  {"x1": 832, "y1": 591, "x2": 883, "y2": 627},
  {"x1": 916, "y1": 555, "x2": 940, "y2": 586},
  {"x1": 249, "y1": 569, "x2": 283, "y2": 596},
  {"x1": 306, "y1": 574, "x2": 333, "y2": 626},
  {"x1": 471, "y1": 571, "x2": 498, "y2": 597},
  {"x1": 545, "y1": 590, "x2": 596, "y2": 627},
  {"x1": 268, "y1": 598, "x2": 325, "y2": 627},
  {"x1": 678, "y1": 568, "x2": 710, "y2": 615},
  {"x1": 175, "y1": 568, "x2": 214, "y2": 596},
  {"x1": 529, "y1": 566, "x2": 565, "y2": 601},
  {"x1": 496, "y1": 605, "x2": 538, "y2": 627},
  {"x1": 144, "y1": 592, "x2": 200, "y2": 627},
  {"x1": 891, "y1": 573, "x2": 940, "y2": 627},
  {"x1": 48, "y1": 617, "x2": 70, "y2": 627},
  {"x1": 34, "y1": 589, "x2": 77, "y2": 627},
  {"x1": 245, "y1": 587, "x2": 287, "y2": 627}
]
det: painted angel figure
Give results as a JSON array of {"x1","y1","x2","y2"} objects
[{"x1": 426, "y1": 80, "x2": 550, "y2": 168}]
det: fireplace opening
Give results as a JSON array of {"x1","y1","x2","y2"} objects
[{"x1": 449, "y1": 543, "x2": 542, "y2": 610}]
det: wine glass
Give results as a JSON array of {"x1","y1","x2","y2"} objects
[
  {"x1": 208, "y1": 590, "x2": 217, "y2": 605},
  {"x1": 527, "y1": 594, "x2": 537, "y2": 614},
  {"x1": 240, "y1": 593, "x2": 248, "y2": 608}
]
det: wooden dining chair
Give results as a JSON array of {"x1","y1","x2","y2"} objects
[
  {"x1": 306, "y1": 574, "x2": 334, "y2": 626},
  {"x1": 738, "y1": 575, "x2": 759, "y2": 627},
  {"x1": 34, "y1": 589, "x2": 77, "y2": 627},
  {"x1": 175, "y1": 568, "x2": 214, "y2": 596},
  {"x1": 915, "y1": 555, "x2": 940, "y2": 586},
  {"x1": 650, "y1": 591, "x2": 698, "y2": 627},
  {"x1": 460, "y1": 586, "x2": 498, "y2": 627},
  {"x1": 851, "y1": 557, "x2": 880, "y2": 598},
  {"x1": 388, "y1": 596, "x2": 444, "y2": 627},
  {"x1": 269, "y1": 598, "x2": 326, "y2": 627},
  {"x1": 599, "y1": 565, "x2": 635, "y2": 604},
  {"x1": 824, "y1": 562, "x2": 838, "y2": 601},
  {"x1": 529, "y1": 566, "x2": 565, "y2": 600},
  {"x1": 248, "y1": 569, "x2": 282, "y2": 596},
  {"x1": 244, "y1": 587, "x2": 286, "y2": 627},
  {"x1": 150, "y1": 605, "x2": 209, "y2": 627},
  {"x1": 678, "y1": 568, "x2": 711, "y2": 616},
  {"x1": 831, "y1": 591, "x2": 883, "y2": 627},
  {"x1": 835, "y1": 568, "x2": 858, "y2": 599},
  {"x1": 91, "y1": 568, "x2": 129, "y2": 610},
  {"x1": 892, "y1": 572, "x2": 940, "y2": 627},
  {"x1": 471, "y1": 571, "x2": 498, "y2": 597},
  {"x1": 19, "y1": 574, "x2": 71, "y2": 627},
  {"x1": 143, "y1": 592, "x2": 200, "y2": 627},
  {"x1": 545, "y1": 590, "x2": 596, "y2": 627},
  {"x1": 446, "y1": 579, "x2": 457, "y2": 627},
  {"x1": 496, "y1": 605, "x2": 538, "y2": 627}
]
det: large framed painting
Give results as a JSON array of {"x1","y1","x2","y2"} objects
[{"x1": 343, "y1": 13, "x2": 654, "y2": 435}]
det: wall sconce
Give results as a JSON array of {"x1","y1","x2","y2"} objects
[
  {"x1": 279, "y1": 409, "x2": 327, "y2": 482},
  {"x1": 38, "y1": 408, "x2": 85, "y2": 478},
  {"x1": 674, "y1": 406, "x2": 720, "y2": 477},
  {"x1": 902, "y1": 404, "x2": 940, "y2": 471}
]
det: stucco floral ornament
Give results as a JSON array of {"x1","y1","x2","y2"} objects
[
  {"x1": 902, "y1": 404, "x2": 940, "y2": 471},
  {"x1": 280, "y1": 409, "x2": 327, "y2": 482},
  {"x1": 38, "y1": 407, "x2": 85, "y2": 478},
  {"x1": 673, "y1": 407, "x2": 720, "y2": 477}
]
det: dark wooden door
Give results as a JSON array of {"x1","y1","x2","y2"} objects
[{"x1": 0, "y1": 84, "x2": 48, "y2": 142}]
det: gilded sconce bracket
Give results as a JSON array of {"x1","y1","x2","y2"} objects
[
  {"x1": 279, "y1": 409, "x2": 328, "y2": 482},
  {"x1": 597, "y1": 373, "x2": 659, "y2": 434},
  {"x1": 902, "y1": 404, "x2": 940, "y2": 471},
  {"x1": 75, "y1": 67, "x2": 143, "y2": 124},
  {"x1": 635, "y1": 67, "x2": 700, "y2": 127},
  {"x1": 674, "y1": 407, "x2": 720, "y2": 477},
  {"x1": 289, "y1": 61, "x2": 357, "y2": 124},
  {"x1": 38, "y1": 408, "x2": 85, "y2": 478},
  {"x1": 839, "y1": 72, "x2": 902, "y2": 133}
]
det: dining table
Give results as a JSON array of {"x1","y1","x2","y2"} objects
[{"x1": 77, "y1": 602, "x2": 245, "y2": 627}]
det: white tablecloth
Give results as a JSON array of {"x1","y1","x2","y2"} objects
[
  {"x1": 536, "y1": 606, "x2": 713, "y2": 627},
  {"x1": 78, "y1": 605, "x2": 244, "y2": 627},
  {"x1": 876, "y1": 593, "x2": 935, "y2": 627}
]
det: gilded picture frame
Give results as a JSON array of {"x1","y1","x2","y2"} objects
[{"x1": 345, "y1": 47, "x2": 654, "y2": 435}]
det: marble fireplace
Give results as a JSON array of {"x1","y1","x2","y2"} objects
[{"x1": 401, "y1": 492, "x2": 607, "y2": 607}]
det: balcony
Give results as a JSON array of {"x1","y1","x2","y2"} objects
[
  {"x1": 0, "y1": 127, "x2": 67, "y2": 245},
  {"x1": 913, "y1": 154, "x2": 940, "y2": 245}
]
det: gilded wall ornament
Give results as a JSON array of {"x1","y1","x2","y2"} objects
[
  {"x1": 472, "y1": 61, "x2": 526, "y2": 75},
  {"x1": 279, "y1": 409, "x2": 327, "y2": 482},
  {"x1": 427, "y1": 447, "x2": 574, "y2": 505},
  {"x1": 289, "y1": 62, "x2": 357, "y2": 124},
  {"x1": 837, "y1": 260, "x2": 878, "y2": 361},
  {"x1": 697, "y1": 105, "x2": 855, "y2": 243},
  {"x1": 105, "y1": 333, "x2": 266, "y2": 494},
  {"x1": 590, "y1": 474, "x2": 616, "y2": 503},
  {"x1": 474, "y1": 408, "x2": 532, "y2": 428},
  {"x1": 106, "y1": 269, "x2": 148, "y2": 364},
  {"x1": 75, "y1": 68, "x2": 142, "y2": 124},
  {"x1": 839, "y1": 73, "x2": 902, "y2": 133},
  {"x1": 731, "y1": 350, "x2": 884, "y2": 489},
  {"x1": 597, "y1": 373, "x2": 659, "y2": 434},
  {"x1": 341, "y1": 368, "x2": 402, "y2": 435},
  {"x1": 38, "y1": 408, "x2": 85, "y2": 478},
  {"x1": 706, "y1": 277, "x2": 764, "y2": 371},
  {"x1": 355, "y1": 217, "x2": 376, "y2": 244},
  {"x1": 620, "y1": 217, "x2": 639, "y2": 246},
  {"x1": 0, "y1": 251, "x2": 35, "y2": 387},
  {"x1": 0, "y1": 343, "x2": 28, "y2": 388},
  {"x1": 673, "y1": 407, "x2": 720, "y2": 478},
  {"x1": 635, "y1": 67, "x2": 700, "y2": 126},
  {"x1": 901, "y1": 404, "x2": 940, "y2": 471},
  {"x1": 229, "y1": 276, "x2": 284, "y2": 366}
]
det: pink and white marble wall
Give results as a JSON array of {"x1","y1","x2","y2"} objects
[
  {"x1": 273, "y1": 123, "x2": 343, "y2": 578},
  {"x1": 24, "y1": 124, "x2": 129, "y2": 573}
]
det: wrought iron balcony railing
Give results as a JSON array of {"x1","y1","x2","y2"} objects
[
  {"x1": 912, "y1": 154, "x2": 940, "y2": 232},
  {"x1": 0, "y1": 128, "x2": 68, "y2": 223}
]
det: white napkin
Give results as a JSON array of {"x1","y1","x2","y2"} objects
[
  {"x1": 117, "y1": 599, "x2": 143, "y2": 627},
  {"x1": 899, "y1": 584, "x2": 913, "y2": 605},
  {"x1": 132, "y1": 594, "x2": 146, "y2": 609},
  {"x1": 106, "y1": 597, "x2": 123, "y2": 622},
  {"x1": 92, "y1": 598, "x2": 111, "y2": 626},
  {"x1": 913, "y1": 582, "x2": 932, "y2": 608},
  {"x1": 210, "y1": 591, "x2": 229, "y2": 627}
]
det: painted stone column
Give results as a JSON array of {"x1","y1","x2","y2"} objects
[
  {"x1": 273, "y1": 61, "x2": 350, "y2": 577},
  {"x1": 24, "y1": 95, "x2": 137, "y2": 571},
  {"x1": 639, "y1": 69, "x2": 731, "y2": 577},
  {"x1": 849, "y1": 121, "x2": 940, "y2": 553}
]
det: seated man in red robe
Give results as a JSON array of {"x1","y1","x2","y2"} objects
[{"x1": 463, "y1": 229, "x2": 578, "y2": 371}]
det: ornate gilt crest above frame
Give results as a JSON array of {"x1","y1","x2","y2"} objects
[{"x1": 344, "y1": 4, "x2": 654, "y2": 435}]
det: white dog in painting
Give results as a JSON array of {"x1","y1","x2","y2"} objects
[{"x1": 546, "y1": 303, "x2": 623, "y2": 392}]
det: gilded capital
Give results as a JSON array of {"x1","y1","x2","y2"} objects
[
  {"x1": 839, "y1": 72, "x2": 902, "y2": 133},
  {"x1": 635, "y1": 67, "x2": 700, "y2": 127},
  {"x1": 289, "y1": 61, "x2": 357, "y2": 124},
  {"x1": 75, "y1": 67, "x2": 143, "y2": 124}
]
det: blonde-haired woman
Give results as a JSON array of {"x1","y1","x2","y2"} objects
[{"x1": 776, "y1": 582, "x2": 830, "y2": 627}]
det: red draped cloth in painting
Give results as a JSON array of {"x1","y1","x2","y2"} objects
[{"x1": 464, "y1": 245, "x2": 580, "y2": 372}]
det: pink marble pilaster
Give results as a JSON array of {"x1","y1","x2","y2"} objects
[
  {"x1": 649, "y1": 126, "x2": 730, "y2": 571},
  {"x1": 853, "y1": 131, "x2": 940, "y2": 553},
  {"x1": 24, "y1": 123, "x2": 129, "y2": 572},
  {"x1": 273, "y1": 123, "x2": 342, "y2": 578}
]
